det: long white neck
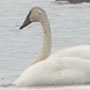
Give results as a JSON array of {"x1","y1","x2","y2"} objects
[{"x1": 33, "y1": 15, "x2": 52, "y2": 64}]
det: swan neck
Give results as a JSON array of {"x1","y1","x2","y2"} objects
[{"x1": 33, "y1": 15, "x2": 52, "y2": 64}]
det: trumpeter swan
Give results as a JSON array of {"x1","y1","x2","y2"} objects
[{"x1": 14, "y1": 7, "x2": 90, "y2": 86}]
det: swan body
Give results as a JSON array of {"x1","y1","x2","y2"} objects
[
  {"x1": 15, "y1": 7, "x2": 90, "y2": 87},
  {"x1": 15, "y1": 57, "x2": 90, "y2": 86}
]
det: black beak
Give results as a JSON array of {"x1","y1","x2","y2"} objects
[
  {"x1": 20, "y1": 11, "x2": 32, "y2": 30},
  {"x1": 20, "y1": 18, "x2": 31, "y2": 30}
]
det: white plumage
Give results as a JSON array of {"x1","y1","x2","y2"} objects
[{"x1": 14, "y1": 7, "x2": 90, "y2": 87}]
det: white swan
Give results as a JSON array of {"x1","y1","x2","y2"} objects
[{"x1": 14, "y1": 7, "x2": 90, "y2": 87}]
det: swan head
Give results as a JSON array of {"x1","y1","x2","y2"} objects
[{"x1": 20, "y1": 7, "x2": 46, "y2": 29}]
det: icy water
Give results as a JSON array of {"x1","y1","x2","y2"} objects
[{"x1": 0, "y1": 0, "x2": 90, "y2": 86}]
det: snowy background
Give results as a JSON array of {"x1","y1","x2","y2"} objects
[{"x1": 0, "y1": 0, "x2": 90, "y2": 86}]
